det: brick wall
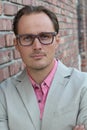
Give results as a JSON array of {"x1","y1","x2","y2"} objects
[
  {"x1": 77, "y1": 0, "x2": 87, "y2": 72},
  {"x1": 0, "y1": 0, "x2": 83, "y2": 82}
]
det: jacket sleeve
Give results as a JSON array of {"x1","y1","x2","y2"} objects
[
  {"x1": 0, "y1": 87, "x2": 9, "y2": 130},
  {"x1": 77, "y1": 85, "x2": 87, "y2": 130}
]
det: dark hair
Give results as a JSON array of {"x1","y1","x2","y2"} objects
[{"x1": 13, "y1": 5, "x2": 59, "y2": 35}]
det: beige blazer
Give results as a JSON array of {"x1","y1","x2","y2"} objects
[{"x1": 0, "y1": 61, "x2": 87, "y2": 130}]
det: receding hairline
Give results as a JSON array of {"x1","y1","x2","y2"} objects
[
  {"x1": 13, "y1": 5, "x2": 59, "y2": 35},
  {"x1": 17, "y1": 12, "x2": 56, "y2": 34}
]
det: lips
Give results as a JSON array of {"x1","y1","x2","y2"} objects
[{"x1": 30, "y1": 53, "x2": 46, "y2": 59}]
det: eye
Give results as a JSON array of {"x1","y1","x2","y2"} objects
[
  {"x1": 40, "y1": 33, "x2": 51, "y2": 40},
  {"x1": 22, "y1": 35, "x2": 32, "y2": 42}
]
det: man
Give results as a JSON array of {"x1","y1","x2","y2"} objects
[{"x1": 0, "y1": 5, "x2": 87, "y2": 130}]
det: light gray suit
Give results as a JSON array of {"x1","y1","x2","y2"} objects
[{"x1": 0, "y1": 61, "x2": 87, "y2": 130}]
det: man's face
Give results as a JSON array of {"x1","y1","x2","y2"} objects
[{"x1": 14, "y1": 12, "x2": 60, "y2": 71}]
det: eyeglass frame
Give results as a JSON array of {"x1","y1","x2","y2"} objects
[{"x1": 16, "y1": 32, "x2": 57, "y2": 46}]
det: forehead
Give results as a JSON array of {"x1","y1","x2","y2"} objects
[{"x1": 18, "y1": 12, "x2": 55, "y2": 34}]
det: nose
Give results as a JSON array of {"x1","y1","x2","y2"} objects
[{"x1": 32, "y1": 38, "x2": 42, "y2": 50}]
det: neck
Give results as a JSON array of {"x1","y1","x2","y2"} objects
[{"x1": 27, "y1": 60, "x2": 55, "y2": 84}]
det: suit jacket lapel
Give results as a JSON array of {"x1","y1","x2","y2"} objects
[
  {"x1": 15, "y1": 70, "x2": 40, "y2": 130},
  {"x1": 41, "y1": 61, "x2": 74, "y2": 130}
]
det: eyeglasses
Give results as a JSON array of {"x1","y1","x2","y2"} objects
[{"x1": 16, "y1": 32, "x2": 57, "y2": 46}]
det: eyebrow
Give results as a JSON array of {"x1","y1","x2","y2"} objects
[{"x1": 16, "y1": 32, "x2": 57, "y2": 37}]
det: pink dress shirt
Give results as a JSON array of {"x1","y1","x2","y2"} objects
[{"x1": 27, "y1": 59, "x2": 58, "y2": 119}]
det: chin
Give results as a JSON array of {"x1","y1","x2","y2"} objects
[{"x1": 31, "y1": 63, "x2": 48, "y2": 70}]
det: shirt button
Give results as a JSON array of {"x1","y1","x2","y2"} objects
[
  {"x1": 43, "y1": 82, "x2": 46, "y2": 86},
  {"x1": 38, "y1": 99, "x2": 41, "y2": 103}
]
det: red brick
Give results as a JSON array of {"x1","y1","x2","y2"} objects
[
  {"x1": 51, "y1": 0, "x2": 58, "y2": 6},
  {"x1": 0, "y1": 19, "x2": 12, "y2": 31},
  {"x1": 9, "y1": 61, "x2": 22, "y2": 76},
  {"x1": 3, "y1": 3, "x2": 18, "y2": 16},
  {"x1": 0, "y1": 35, "x2": 6, "y2": 48},
  {"x1": 49, "y1": 5, "x2": 59, "y2": 14},
  {"x1": 0, "y1": 67, "x2": 9, "y2": 82},
  {"x1": 5, "y1": 33, "x2": 14, "y2": 47},
  {"x1": 0, "y1": 50, "x2": 13, "y2": 64}
]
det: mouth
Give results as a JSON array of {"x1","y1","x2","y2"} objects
[{"x1": 30, "y1": 53, "x2": 46, "y2": 60}]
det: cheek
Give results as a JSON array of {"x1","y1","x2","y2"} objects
[
  {"x1": 50, "y1": 44, "x2": 57, "y2": 52},
  {"x1": 45, "y1": 45, "x2": 56, "y2": 57},
  {"x1": 17, "y1": 47, "x2": 29, "y2": 59}
]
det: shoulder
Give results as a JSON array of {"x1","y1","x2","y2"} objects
[
  {"x1": 0, "y1": 69, "x2": 27, "y2": 91},
  {"x1": 58, "y1": 60, "x2": 87, "y2": 88},
  {"x1": 67, "y1": 66, "x2": 87, "y2": 93},
  {"x1": 70, "y1": 67, "x2": 87, "y2": 82},
  {"x1": 58, "y1": 60, "x2": 87, "y2": 78}
]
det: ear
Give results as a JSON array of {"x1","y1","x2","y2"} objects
[
  {"x1": 56, "y1": 33, "x2": 60, "y2": 43},
  {"x1": 13, "y1": 38, "x2": 19, "y2": 51},
  {"x1": 55, "y1": 33, "x2": 60, "y2": 49}
]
